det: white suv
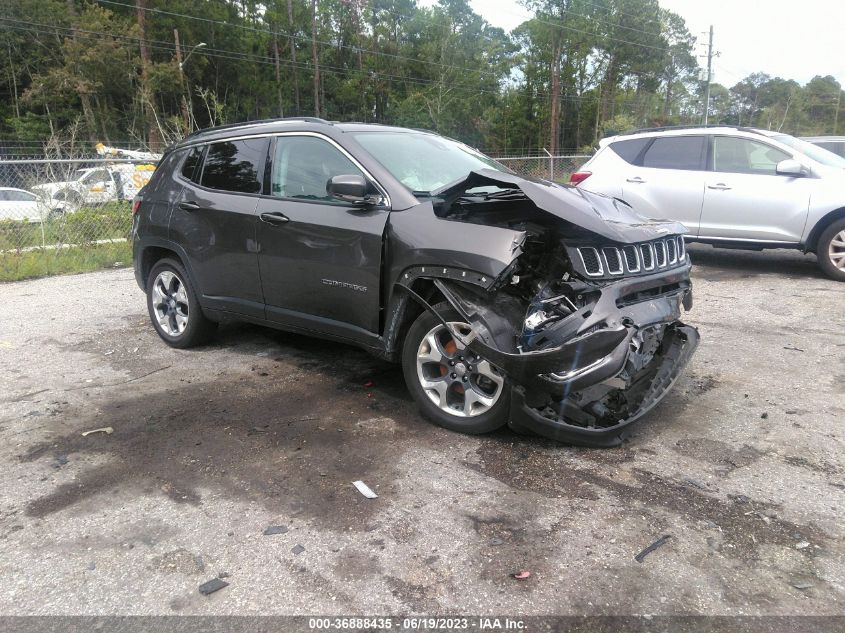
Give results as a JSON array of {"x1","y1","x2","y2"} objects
[{"x1": 572, "y1": 126, "x2": 845, "y2": 281}]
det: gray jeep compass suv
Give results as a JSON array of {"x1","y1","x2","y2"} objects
[{"x1": 132, "y1": 118, "x2": 699, "y2": 446}]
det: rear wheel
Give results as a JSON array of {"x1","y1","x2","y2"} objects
[
  {"x1": 817, "y1": 218, "x2": 845, "y2": 282},
  {"x1": 146, "y1": 258, "x2": 216, "y2": 348},
  {"x1": 401, "y1": 304, "x2": 509, "y2": 434}
]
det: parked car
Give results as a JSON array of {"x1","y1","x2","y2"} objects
[
  {"x1": 30, "y1": 163, "x2": 156, "y2": 212},
  {"x1": 801, "y1": 136, "x2": 845, "y2": 159},
  {"x1": 572, "y1": 126, "x2": 845, "y2": 281},
  {"x1": 132, "y1": 118, "x2": 698, "y2": 447},
  {"x1": 0, "y1": 187, "x2": 51, "y2": 223}
]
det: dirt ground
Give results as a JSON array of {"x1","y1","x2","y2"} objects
[{"x1": 0, "y1": 244, "x2": 843, "y2": 616}]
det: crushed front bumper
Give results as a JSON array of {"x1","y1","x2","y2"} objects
[
  {"x1": 403, "y1": 265, "x2": 700, "y2": 447},
  {"x1": 508, "y1": 323, "x2": 699, "y2": 447}
]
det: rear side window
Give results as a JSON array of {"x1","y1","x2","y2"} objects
[
  {"x1": 609, "y1": 138, "x2": 650, "y2": 164},
  {"x1": 200, "y1": 139, "x2": 267, "y2": 194},
  {"x1": 641, "y1": 136, "x2": 706, "y2": 170},
  {"x1": 181, "y1": 146, "x2": 203, "y2": 183}
]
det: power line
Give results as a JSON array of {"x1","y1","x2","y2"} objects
[
  {"x1": 3, "y1": 16, "x2": 642, "y2": 105},
  {"x1": 96, "y1": 0, "x2": 509, "y2": 82}
]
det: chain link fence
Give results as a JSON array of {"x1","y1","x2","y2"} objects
[
  {"x1": 0, "y1": 151, "x2": 592, "y2": 282},
  {"x1": 0, "y1": 157, "x2": 157, "y2": 281},
  {"x1": 490, "y1": 154, "x2": 592, "y2": 183}
]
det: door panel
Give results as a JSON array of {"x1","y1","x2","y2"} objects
[
  {"x1": 257, "y1": 198, "x2": 388, "y2": 333},
  {"x1": 169, "y1": 138, "x2": 267, "y2": 317},
  {"x1": 619, "y1": 135, "x2": 707, "y2": 235},
  {"x1": 698, "y1": 136, "x2": 811, "y2": 242},
  {"x1": 257, "y1": 135, "x2": 389, "y2": 335}
]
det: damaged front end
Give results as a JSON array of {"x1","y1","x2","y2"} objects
[{"x1": 396, "y1": 169, "x2": 699, "y2": 447}]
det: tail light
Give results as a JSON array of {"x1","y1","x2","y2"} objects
[
  {"x1": 131, "y1": 196, "x2": 142, "y2": 215},
  {"x1": 569, "y1": 171, "x2": 592, "y2": 185}
]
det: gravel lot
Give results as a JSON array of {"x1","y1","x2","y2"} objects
[{"x1": 0, "y1": 244, "x2": 843, "y2": 616}]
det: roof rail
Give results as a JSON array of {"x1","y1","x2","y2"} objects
[
  {"x1": 182, "y1": 116, "x2": 332, "y2": 140},
  {"x1": 617, "y1": 124, "x2": 764, "y2": 136}
]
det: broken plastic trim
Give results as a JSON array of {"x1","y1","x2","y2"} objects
[
  {"x1": 397, "y1": 280, "x2": 629, "y2": 384},
  {"x1": 509, "y1": 324, "x2": 700, "y2": 447}
]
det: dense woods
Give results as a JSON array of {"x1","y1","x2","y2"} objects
[{"x1": 1, "y1": 0, "x2": 842, "y2": 154}]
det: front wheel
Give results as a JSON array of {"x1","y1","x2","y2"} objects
[
  {"x1": 401, "y1": 303, "x2": 509, "y2": 434},
  {"x1": 146, "y1": 258, "x2": 216, "y2": 348},
  {"x1": 817, "y1": 218, "x2": 845, "y2": 282}
]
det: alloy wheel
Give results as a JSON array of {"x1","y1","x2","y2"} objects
[
  {"x1": 151, "y1": 270, "x2": 189, "y2": 336},
  {"x1": 829, "y1": 229, "x2": 845, "y2": 271},
  {"x1": 415, "y1": 322, "x2": 504, "y2": 417}
]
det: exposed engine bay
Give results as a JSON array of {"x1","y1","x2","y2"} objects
[{"x1": 393, "y1": 169, "x2": 699, "y2": 446}]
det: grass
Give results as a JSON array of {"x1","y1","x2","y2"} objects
[
  {"x1": 0, "y1": 202, "x2": 133, "y2": 281},
  {"x1": 0, "y1": 241, "x2": 131, "y2": 282},
  {"x1": 0, "y1": 202, "x2": 133, "y2": 251}
]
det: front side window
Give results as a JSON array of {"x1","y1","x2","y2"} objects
[
  {"x1": 271, "y1": 136, "x2": 364, "y2": 202},
  {"x1": 713, "y1": 137, "x2": 791, "y2": 175},
  {"x1": 200, "y1": 139, "x2": 266, "y2": 194},
  {"x1": 641, "y1": 136, "x2": 706, "y2": 171}
]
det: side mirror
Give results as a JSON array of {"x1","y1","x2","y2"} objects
[
  {"x1": 327, "y1": 174, "x2": 380, "y2": 206},
  {"x1": 776, "y1": 159, "x2": 806, "y2": 177}
]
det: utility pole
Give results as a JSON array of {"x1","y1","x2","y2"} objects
[
  {"x1": 834, "y1": 89, "x2": 841, "y2": 135},
  {"x1": 702, "y1": 25, "x2": 714, "y2": 125},
  {"x1": 174, "y1": 29, "x2": 190, "y2": 134}
]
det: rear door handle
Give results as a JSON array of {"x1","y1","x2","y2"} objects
[
  {"x1": 260, "y1": 211, "x2": 290, "y2": 225},
  {"x1": 178, "y1": 200, "x2": 200, "y2": 212},
  {"x1": 626, "y1": 176, "x2": 646, "y2": 184},
  {"x1": 707, "y1": 183, "x2": 732, "y2": 191}
]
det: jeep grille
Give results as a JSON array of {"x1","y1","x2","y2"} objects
[{"x1": 577, "y1": 236, "x2": 686, "y2": 278}]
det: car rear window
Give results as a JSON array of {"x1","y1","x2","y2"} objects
[
  {"x1": 181, "y1": 146, "x2": 204, "y2": 183},
  {"x1": 641, "y1": 136, "x2": 706, "y2": 171},
  {"x1": 200, "y1": 139, "x2": 266, "y2": 194},
  {"x1": 609, "y1": 138, "x2": 650, "y2": 164}
]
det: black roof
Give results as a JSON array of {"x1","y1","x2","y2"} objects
[{"x1": 170, "y1": 117, "x2": 431, "y2": 151}]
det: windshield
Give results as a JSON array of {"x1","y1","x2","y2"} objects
[
  {"x1": 771, "y1": 134, "x2": 845, "y2": 168},
  {"x1": 72, "y1": 169, "x2": 89, "y2": 181},
  {"x1": 351, "y1": 131, "x2": 509, "y2": 194}
]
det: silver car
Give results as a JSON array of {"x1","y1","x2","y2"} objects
[{"x1": 572, "y1": 126, "x2": 845, "y2": 281}]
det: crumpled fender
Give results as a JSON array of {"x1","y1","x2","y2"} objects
[{"x1": 435, "y1": 169, "x2": 688, "y2": 243}]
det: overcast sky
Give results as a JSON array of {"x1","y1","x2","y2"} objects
[{"x1": 425, "y1": 0, "x2": 845, "y2": 88}]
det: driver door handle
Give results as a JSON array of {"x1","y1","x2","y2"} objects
[
  {"x1": 260, "y1": 211, "x2": 290, "y2": 225},
  {"x1": 626, "y1": 176, "x2": 646, "y2": 184},
  {"x1": 708, "y1": 183, "x2": 732, "y2": 191},
  {"x1": 178, "y1": 200, "x2": 200, "y2": 212}
]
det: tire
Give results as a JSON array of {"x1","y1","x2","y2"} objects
[
  {"x1": 817, "y1": 218, "x2": 845, "y2": 282},
  {"x1": 146, "y1": 258, "x2": 216, "y2": 348},
  {"x1": 401, "y1": 303, "x2": 510, "y2": 434}
]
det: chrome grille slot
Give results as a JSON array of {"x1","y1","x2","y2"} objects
[
  {"x1": 677, "y1": 235, "x2": 685, "y2": 260},
  {"x1": 577, "y1": 247, "x2": 603, "y2": 276},
  {"x1": 640, "y1": 243, "x2": 654, "y2": 270},
  {"x1": 622, "y1": 245, "x2": 640, "y2": 272},
  {"x1": 655, "y1": 241, "x2": 667, "y2": 267},
  {"x1": 602, "y1": 247, "x2": 623, "y2": 275},
  {"x1": 666, "y1": 238, "x2": 677, "y2": 264}
]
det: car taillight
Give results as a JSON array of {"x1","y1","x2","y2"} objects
[
  {"x1": 132, "y1": 196, "x2": 142, "y2": 215},
  {"x1": 569, "y1": 171, "x2": 592, "y2": 185}
]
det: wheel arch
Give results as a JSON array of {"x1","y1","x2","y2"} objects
[
  {"x1": 137, "y1": 240, "x2": 198, "y2": 292},
  {"x1": 805, "y1": 207, "x2": 845, "y2": 253},
  {"x1": 382, "y1": 277, "x2": 447, "y2": 361}
]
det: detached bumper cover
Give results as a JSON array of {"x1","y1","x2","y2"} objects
[{"x1": 509, "y1": 323, "x2": 699, "y2": 447}]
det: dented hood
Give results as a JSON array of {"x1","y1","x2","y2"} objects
[{"x1": 437, "y1": 169, "x2": 687, "y2": 243}]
